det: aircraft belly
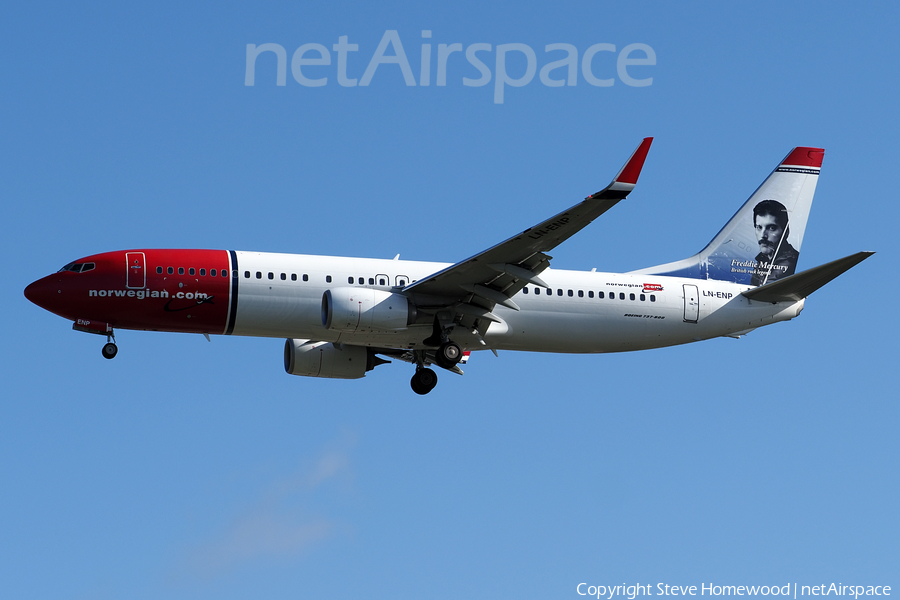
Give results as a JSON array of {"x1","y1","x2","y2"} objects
[{"x1": 490, "y1": 303, "x2": 688, "y2": 353}]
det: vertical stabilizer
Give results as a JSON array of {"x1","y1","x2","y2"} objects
[{"x1": 632, "y1": 147, "x2": 823, "y2": 285}]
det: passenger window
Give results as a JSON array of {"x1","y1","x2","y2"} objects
[
  {"x1": 557, "y1": 289, "x2": 563, "y2": 296},
  {"x1": 598, "y1": 292, "x2": 604, "y2": 299},
  {"x1": 291, "y1": 274, "x2": 297, "y2": 281},
  {"x1": 358, "y1": 277, "x2": 364, "y2": 284},
  {"x1": 167, "y1": 267, "x2": 174, "y2": 274},
  {"x1": 620, "y1": 293, "x2": 625, "y2": 300},
  {"x1": 630, "y1": 293, "x2": 635, "y2": 301},
  {"x1": 588, "y1": 291, "x2": 594, "y2": 298},
  {"x1": 640, "y1": 294, "x2": 645, "y2": 301},
  {"x1": 210, "y1": 269, "x2": 216, "y2": 277},
  {"x1": 348, "y1": 277, "x2": 354, "y2": 284},
  {"x1": 256, "y1": 272, "x2": 262, "y2": 279},
  {"x1": 523, "y1": 287, "x2": 529, "y2": 294},
  {"x1": 223, "y1": 270, "x2": 229, "y2": 277},
  {"x1": 546, "y1": 288, "x2": 552, "y2": 295},
  {"x1": 281, "y1": 273, "x2": 286, "y2": 280},
  {"x1": 189, "y1": 268, "x2": 195, "y2": 276},
  {"x1": 326, "y1": 275, "x2": 332, "y2": 283},
  {"x1": 268, "y1": 272, "x2": 273, "y2": 280},
  {"x1": 650, "y1": 295, "x2": 656, "y2": 302},
  {"x1": 303, "y1": 274, "x2": 309, "y2": 282},
  {"x1": 567, "y1": 290, "x2": 573, "y2": 297},
  {"x1": 368, "y1": 277, "x2": 374, "y2": 285},
  {"x1": 178, "y1": 267, "x2": 184, "y2": 275},
  {"x1": 578, "y1": 290, "x2": 584, "y2": 297},
  {"x1": 157, "y1": 266, "x2": 163, "y2": 274},
  {"x1": 379, "y1": 278, "x2": 386, "y2": 285},
  {"x1": 244, "y1": 271, "x2": 250, "y2": 278},
  {"x1": 200, "y1": 268, "x2": 206, "y2": 276}
]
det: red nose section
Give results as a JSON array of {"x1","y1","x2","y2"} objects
[{"x1": 24, "y1": 276, "x2": 61, "y2": 313}]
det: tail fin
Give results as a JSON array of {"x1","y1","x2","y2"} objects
[{"x1": 633, "y1": 147, "x2": 824, "y2": 285}]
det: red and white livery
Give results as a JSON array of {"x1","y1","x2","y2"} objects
[{"x1": 25, "y1": 139, "x2": 872, "y2": 394}]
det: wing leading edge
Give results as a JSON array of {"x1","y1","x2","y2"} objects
[{"x1": 403, "y1": 138, "x2": 653, "y2": 323}]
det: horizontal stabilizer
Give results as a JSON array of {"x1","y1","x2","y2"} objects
[{"x1": 742, "y1": 252, "x2": 874, "y2": 303}]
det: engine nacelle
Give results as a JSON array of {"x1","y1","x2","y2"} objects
[
  {"x1": 284, "y1": 339, "x2": 379, "y2": 379},
  {"x1": 321, "y1": 288, "x2": 415, "y2": 333}
]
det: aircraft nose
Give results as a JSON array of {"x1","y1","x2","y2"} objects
[{"x1": 24, "y1": 276, "x2": 60, "y2": 310}]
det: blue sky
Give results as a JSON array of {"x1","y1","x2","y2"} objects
[{"x1": 2, "y1": 2, "x2": 897, "y2": 599}]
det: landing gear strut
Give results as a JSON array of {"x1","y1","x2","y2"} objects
[{"x1": 410, "y1": 367, "x2": 438, "y2": 395}]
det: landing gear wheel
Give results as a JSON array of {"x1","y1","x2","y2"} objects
[
  {"x1": 102, "y1": 342, "x2": 118, "y2": 360},
  {"x1": 410, "y1": 368, "x2": 438, "y2": 395},
  {"x1": 436, "y1": 341, "x2": 462, "y2": 369}
]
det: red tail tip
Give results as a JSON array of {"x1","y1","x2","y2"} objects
[{"x1": 782, "y1": 147, "x2": 824, "y2": 168}]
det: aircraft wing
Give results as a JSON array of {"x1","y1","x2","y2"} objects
[{"x1": 403, "y1": 138, "x2": 653, "y2": 321}]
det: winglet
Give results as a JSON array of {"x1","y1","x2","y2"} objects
[
  {"x1": 614, "y1": 137, "x2": 653, "y2": 184},
  {"x1": 588, "y1": 137, "x2": 653, "y2": 200}
]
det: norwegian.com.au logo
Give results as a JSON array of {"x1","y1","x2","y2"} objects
[{"x1": 245, "y1": 30, "x2": 656, "y2": 104}]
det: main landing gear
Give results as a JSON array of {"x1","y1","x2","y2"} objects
[
  {"x1": 410, "y1": 367, "x2": 438, "y2": 395},
  {"x1": 409, "y1": 316, "x2": 466, "y2": 394},
  {"x1": 435, "y1": 341, "x2": 462, "y2": 370}
]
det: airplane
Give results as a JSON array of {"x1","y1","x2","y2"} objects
[{"x1": 24, "y1": 138, "x2": 873, "y2": 394}]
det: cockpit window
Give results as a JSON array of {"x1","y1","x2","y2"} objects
[{"x1": 57, "y1": 261, "x2": 96, "y2": 273}]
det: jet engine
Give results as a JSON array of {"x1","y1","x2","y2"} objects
[
  {"x1": 284, "y1": 339, "x2": 388, "y2": 379},
  {"x1": 321, "y1": 288, "x2": 416, "y2": 333}
]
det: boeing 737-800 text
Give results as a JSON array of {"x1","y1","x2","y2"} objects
[{"x1": 24, "y1": 139, "x2": 872, "y2": 394}]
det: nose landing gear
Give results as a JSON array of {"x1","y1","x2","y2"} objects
[
  {"x1": 102, "y1": 339, "x2": 118, "y2": 359},
  {"x1": 72, "y1": 320, "x2": 118, "y2": 359},
  {"x1": 100, "y1": 328, "x2": 118, "y2": 359}
]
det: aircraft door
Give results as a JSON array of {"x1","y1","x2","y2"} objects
[
  {"x1": 126, "y1": 252, "x2": 146, "y2": 289},
  {"x1": 683, "y1": 284, "x2": 699, "y2": 323}
]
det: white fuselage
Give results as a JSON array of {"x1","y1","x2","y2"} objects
[{"x1": 230, "y1": 251, "x2": 804, "y2": 354}]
